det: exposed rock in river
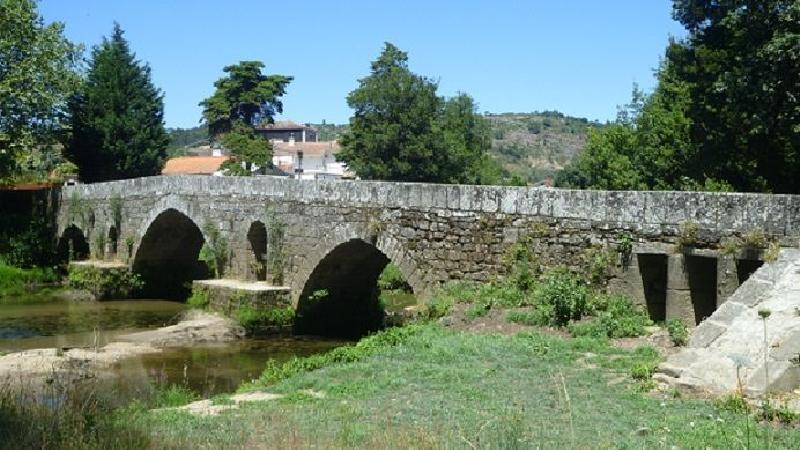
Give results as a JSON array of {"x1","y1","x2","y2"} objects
[{"x1": 0, "y1": 311, "x2": 242, "y2": 391}]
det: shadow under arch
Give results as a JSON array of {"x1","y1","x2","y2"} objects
[
  {"x1": 247, "y1": 221, "x2": 267, "y2": 281},
  {"x1": 57, "y1": 225, "x2": 90, "y2": 262},
  {"x1": 132, "y1": 208, "x2": 209, "y2": 299},
  {"x1": 295, "y1": 238, "x2": 406, "y2": 339}
]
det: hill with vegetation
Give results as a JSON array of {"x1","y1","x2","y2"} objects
[
  {"x1": 487, "y1": 111, "x2": 602, "y2": 184},
  {"x1": 311, "y1": 111, "x2": 601, "y2": 184},
  {"x1": 166, "y1": 126, "x2": 208, "y2": 156}
]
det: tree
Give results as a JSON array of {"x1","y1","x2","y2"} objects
[
  {"x1": 338, "y1": 43, "x2": 492, "y2": 184},
  {"x1": 667, "y1": 0, "x2": 800, "y2": 193},
  {"x1": 199, "y1": 61, "x2": 291, "y2": 174},
  {"x1": 0, "y1": 0, "x2": 80, "y2": 181},
  {"x1": 66, "y1": 24, "x2": 168, "y2": 182}
]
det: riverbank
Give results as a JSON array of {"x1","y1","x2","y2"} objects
[
  {"x1": 133, "y1": 324, "x2": 800, "y2": 449},
  {"x1": 0, "y1": 262, "x2": 59, "y2": 299}
]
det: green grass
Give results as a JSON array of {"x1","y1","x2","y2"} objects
[
  {"x1": 132, "y1": 325, "x2": 800, "y2": 449},
  {"x1": 0, "y1": 261, "x2": 59, "y2": 298}
]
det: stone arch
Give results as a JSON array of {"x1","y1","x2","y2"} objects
[
  {"x1": 132, "y1": 208, "x2": 209, "y2": 299},
  {"x1": 294, "y1": 229, "x2": 423, "y2": 338},
  {"x1": 57, "y1": 224, "x2": 90, "y2": 262},
  {"x1": 289, "y1": 222, "x2": 425, "y2": 303},
  {"x1": 247, "y1": 221, "x2": 268, "y2": 281}
]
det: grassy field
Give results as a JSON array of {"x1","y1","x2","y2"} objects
[{"x1": 134, "y1": 325, "x2": 799, "y2": 449}]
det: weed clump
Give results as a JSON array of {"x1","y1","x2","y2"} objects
[{"x1": 667, "y1": 319, "x2": 689, "y2": 346}]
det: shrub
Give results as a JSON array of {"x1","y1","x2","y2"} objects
[
  {"x1": 67, "y1": 265, "x2": 142, "y2": 300},
  {"x1": 667, "y1": 319, "x2": 689, "y2": 346},
  {"x1": 377, "y1": 263, "x2": 411, "y2": 292},
  {"x1": 534, "y1": 270, "x2": 589, "y2": 326},
  {"x1": 570, "y1": 294, "x2": 652, "y2": 338},
  {"x1": 187, "y1": 287, "x2": 210, "y2": 309},
  {"x1": 237, "y1": 306, "x2": 295, "y2": 334},
  {"x1": 742, "y1": 228, "x2": 768, "y2": 250},
  {"x1": 678, "y1": 221, "x2": 699, "y2": 248}
]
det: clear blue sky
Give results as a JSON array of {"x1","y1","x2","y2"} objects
[{"x1": 40, "y1": 0, "x2": 686, "y2": 129}]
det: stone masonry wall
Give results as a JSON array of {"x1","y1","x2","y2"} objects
[{"x1": 56, "y1": 176, "x2": 800, "y2": 322}]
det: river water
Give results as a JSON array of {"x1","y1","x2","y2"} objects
[{"x1": 0, "y1": 294, "x2": 346, "y2": 397}]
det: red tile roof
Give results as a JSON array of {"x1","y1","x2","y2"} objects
[{"x1": 162, "y1": 156, "x2": 229, "y2": 175}]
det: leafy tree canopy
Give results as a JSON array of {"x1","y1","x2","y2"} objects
[
  {"x1": 339, "y1": 43, "x2": 493, "y2": 184},
  {"x1": 667, "y1": 0, "x2": 800, "y2": 193},
  {"x1": 0, "y1": 0, "x2": 81, "y2": 181},
  {"x1": 199, "y1": 61, "x2": 291, "y2": 174},
  {"x1": 560, "y1": 1, "x2": 798, "y2": 193},
  {"x1": 66, "y1": 24, "x2": 168, "y2": 182},
  {"x1": 200, "y1": 61, "x2": 291, "y2": 136}
]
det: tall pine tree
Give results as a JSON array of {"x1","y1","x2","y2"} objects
[{"x1": 66, "y1": 23, "x2": 167, "y2": 182}]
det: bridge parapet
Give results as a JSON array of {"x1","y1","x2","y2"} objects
[{"x1": 55, "y1": 176, "x2": 800, "y2": 328}]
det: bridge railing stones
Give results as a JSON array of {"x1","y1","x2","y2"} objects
[{"x1": 60, "y1": 176, "x2": 800, "y2": 236}]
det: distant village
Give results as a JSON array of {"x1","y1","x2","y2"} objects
[{"x1": 162, "y1": 121, "x2": 352, "y2": 180}]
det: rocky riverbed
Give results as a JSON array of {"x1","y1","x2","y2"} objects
[{"x1": 0, "y1": 310, "x2": 243, "y2": 392}]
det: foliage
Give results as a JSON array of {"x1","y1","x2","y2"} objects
[
  {"x1": 66, "y1": 24, "x2": 168, "y2": 182},
  {"x1": 0, "y1": 0, "x2": 81, "y2": 183},
  {"x1": 742, "y1": 228, "x2": 768, "y2": 250},
  {"x1": 667, "y1": 319, "x2": 689, "y2": 347},
  {"x1": 569, "y1": 294, "x2": 652, "y2": 339},
  {"x1": 668, "y1": 0, "x2": 800, "y2": 194},
  {"x1": 198, "y1": 221, "x2": 228, "y2": 278},
  {"x1": 250, "y1": 324, "x2": 426, "y2": 387},
  {"x1": 677, "y1": 220, "x2": 699, "y2": 248},
  {"x1": 67, "y1": 265, "x2": 143, "y2": 299},
  {"x1": 580, "y1": 245, "x2": 617, "y2": 287},
  {"x1": 377, "y1": 263, "x2": 411, "y2": 292},
  {"x1": 0, "y1": 214, "x2": 55, "y2": 267},
  {"x1": 199, "y1": 61, "x2": 291, "y2": 172},
  {"x1": 765, "y1": 241, "x2": 781, "y2": 262},
  {"x1": 166, "y1": 125, "x2": 208, "y2": 156},
  {"x1": 219, "y1": 123, "x2": 271, "y2": 174},
  {"x1": 560, "y1": 1, "x2": 800, "y2": 194},
  {"x1": 0, "y1": 385, "x2": 152, "y2": 450},
  {"x1": 186, "y1": 286, "x2": 209, "y2": 309},
  {"x1": 714, "y1": 393, "x2": 751, "y2": 415},
  {"x1": 339, "y1": 43, "x2": 491, "y2": 184},
  {"x1": 152, "y1": 384, "x2": 197, "y2": 408},
  {"x1": 265, "y1": 206, "x2": 286, "y2": 285},
  {"x1": 534, "y1": 270, "x2": 589, "y2": 327},
  {"x1": 0, "y1": 260, "x2": 58, "y2": 297},
  {"x1": 236, "y1": 305, "x2": 295, "y2": 334}
]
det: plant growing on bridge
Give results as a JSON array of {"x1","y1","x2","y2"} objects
[
  {"x1": 666, "y1": 319, "x2": 689, "y2": 347},
  {"x1": 199, "y1": 221, "x2": 228, "y2": 278},
  {"x1": 677, "y1": 220, "x2": 699, "y2": 250},
  {"x1": 68, "y1": 192, "x2": 89, "y2": 229},
  {"x1": 109, "y1": 193, "x2": 122, "y2": 228},
  {"x1": 265, "y1": 207, "x2": 286, "y2": 285}
]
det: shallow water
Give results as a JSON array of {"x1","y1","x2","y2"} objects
[{"x1": 0, "y1": 293, "x2": 345, "y2": 396}]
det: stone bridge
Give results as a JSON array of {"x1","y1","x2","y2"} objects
[{"x1": 56, "y1": 176, "x2": 800, "y2": 334}]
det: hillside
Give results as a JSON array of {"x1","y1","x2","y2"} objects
[{"x1": 486, "y1": 111, "x2": 602, "y2": 183}]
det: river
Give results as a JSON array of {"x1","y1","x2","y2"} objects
[{"x1": 0, "y1": 294, "x2": 346, "y2": 397}]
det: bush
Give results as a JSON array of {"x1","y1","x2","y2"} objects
[
  {"x1": 187, "y1": 287, "x2": 210, "y2": 309},
  {"x1": 237, "y1": 306, "x2": 295, "y2": 334},
  {"x1": 569, "y1": 294, "x2": 652, "y2": 338},
  {"x1": 534, "y1": 270, "x2": 589, "y2": 326},
  {"x1": 667, "y1": 319, "x2": 689, "y2": 346},
  {"x1": 67, "y1": 265, "x2": 142, "y2": 300},
  {"x1": 378, "y1": 263, "x2": 411, "y2": 292}
]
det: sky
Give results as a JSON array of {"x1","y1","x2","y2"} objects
[{"x1": 39, "y1": 0, "x2": 686, "y2": 129}]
